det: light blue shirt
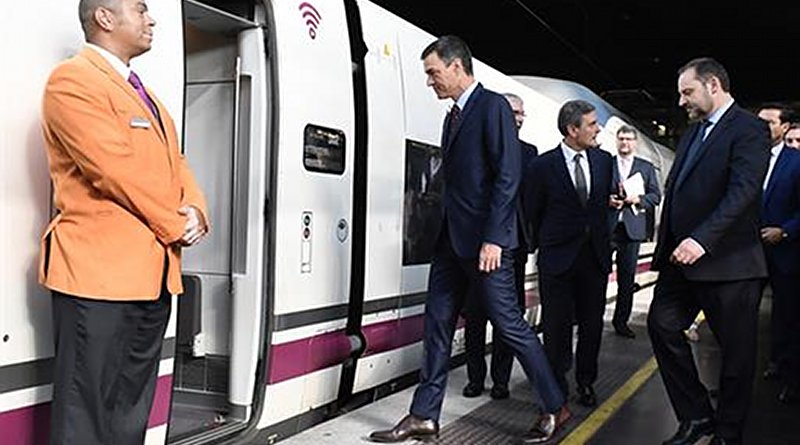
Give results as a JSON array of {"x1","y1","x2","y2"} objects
[
  {"x1": 702, "y1": 98, "x2": 734, "y2": 140},
  {"x1": 453, "y1": 80, "x2": 478, "y2": 111}
]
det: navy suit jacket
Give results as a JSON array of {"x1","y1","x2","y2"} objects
[
  {"x1": 517, "y1": 140, "x2": 539, "y2": 252},
  {"x1": 524, "y1": 146, "x2": 614, "y2": 275},
  {"x1": 653, "y1": 103, "x2": 770, "y2": 280},
  {"x1": 438, "y1": 83, "x2": 520, "y2": 258},
  {"x1": 761, "y1": 144, "x2": 800, "y2": 273},
  {"x1": 611, "y1": 156, "x2": 662, "y2": 241}
]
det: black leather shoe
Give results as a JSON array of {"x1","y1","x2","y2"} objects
[
  {"x1": 661, "y1": 418, "x2": 714, "y2": 445},
  {"x1": 576, "y1": 385, "x2": 597, "y2": 407},
  {"x1": 763, "y1": 362, "x2": 780, "y2": 380},
  {"x1": 490, "y1": 385, "x2": 510, "y2": 400},
  {"x1": 462, "y1": 382, "x2": 484, "y2": 398},
  {"x1": 614, "y1": 324, "x2": 636, "y2": 339},
  {"x1": 521, "y1": 405, "x2": 571, "y2": 444},
  {"x1": 368, "y1": 414, "x2": 439, "y2": 443},
  {"x1": 778, "y1": 384, "x2": 799, "y2": 404}
]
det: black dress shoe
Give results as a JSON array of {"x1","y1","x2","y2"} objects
[
  {"x1": 613, "y1": 324, "x2": 636, "y2": 339},
  {"x1": 661, "y1": 418, "x2": 714, "y2": 445},
  {"x1": 368, "y1": 414, "x2": 439, "y2": 443},
  {"x1": 490, "y1": 385, "x2": 510, "y2": 400},
  {"x1": 576, "y1": 385, "x2": 597, "y2": 407},
  {"x1": 763, "y1": 362, "x2": 780, "y2": 380},
  {"x1": 462, "y1": 382, "x2": 484, "y2": 398},
  {"x1": 778, "y1": 384, "x2": 799, "y2": 404},
  {"x1": 521, "y1": 405, "x2": 571, "y2": 444}
]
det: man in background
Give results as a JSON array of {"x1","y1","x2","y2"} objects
[
  {"x1": 462, "y1": 92, "x2": 539, "y2": 400},
  {"x1": 608, "y1": 125, "x2": 661, "y2": 338}
]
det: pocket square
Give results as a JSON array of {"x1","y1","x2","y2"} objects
[{"x1": 130, "y1": 116, "x2": 151, "y2": 129}]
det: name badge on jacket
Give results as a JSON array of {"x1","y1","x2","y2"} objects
[{"x1": 130, "y1": 116, "x2": 151, "y2": 129}]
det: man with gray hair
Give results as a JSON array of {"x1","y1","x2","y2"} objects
[
  {"x1": 462, "y1": 92, "x2": 539, "y2": 401},
  {"x1": 41, "y1": 1, "x2": 208, "y2": 443},
  {"x1": 524, "y1": 99, "x2": 614, "y2": 408}
]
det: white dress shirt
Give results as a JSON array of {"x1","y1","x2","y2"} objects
[
  {"x1": 560, "y1": 142, "x2": 591, "y2": 196},
  {"x1": 86, "y1": 43, "x2": 131, "y2": 80},
  {"x1": 763, "y1": 143, "x2": 784, "y2": 190}
]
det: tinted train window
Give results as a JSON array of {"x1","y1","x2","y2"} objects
[
  {"x1": 403, "y1": 140, "x2": 444, "y2": 265},
  {"x1": 303, "y1": 124, "x2": 346, "y2": 174}
]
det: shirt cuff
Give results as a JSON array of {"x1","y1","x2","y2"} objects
[{"x1": 686, "y1": 237, "x2": 706, "y2": 255}]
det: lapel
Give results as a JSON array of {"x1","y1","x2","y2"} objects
[
  {"x1": 81, "y1": 48, "x2": 167, "y2": 144},
  {"x1": 444, "y1": 83, "x2": 483, "y2": 151},
  {"x1": 674, "y1": 105, "x2": 737, "y2": 190},
  {"x1": 764, "y1": 145, "x2": 789, "y2": 205},
  {"x1": 587, "y1": 149, "x2": 603, "y2": 203},
  {"x1": 612, "y1": 155, "x2": 622, "y2": 184},
  {"x1": 554, "y1": 145, "x2": 582, "y2": 205}
]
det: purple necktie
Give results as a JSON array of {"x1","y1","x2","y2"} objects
[{"x1": 128, "y1": 71, "x2": 159, "y2": 120}]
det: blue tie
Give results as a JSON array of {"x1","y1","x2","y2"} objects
[{"x1": 675, "y1": 120, "x2": 711, "y2": 185}]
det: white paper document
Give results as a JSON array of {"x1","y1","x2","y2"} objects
[{"x1": 622, "y1": 172, "x2": 645, "y2": 215}]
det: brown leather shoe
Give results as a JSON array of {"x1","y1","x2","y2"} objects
[
  {"x1": 368, "y1": 414, "x2": 439, "y2": 443},
  {"x1": 521, "y1": 405, "x2": 571, "y2": 444}
]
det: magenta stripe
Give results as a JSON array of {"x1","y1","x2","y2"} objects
[
  {"x1": 265, "y1": 262, "x2": 654, "y2": 384},
  {"x1": 0, "y1": 375, "x2": 172, "y2": 444},
  {"x1": 267, "y1": 329, "x2": 355, "y2": 384}
]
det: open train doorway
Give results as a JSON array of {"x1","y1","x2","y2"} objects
[{"x1": 169, "y1": 1, "x2": 271, "y2": 442}]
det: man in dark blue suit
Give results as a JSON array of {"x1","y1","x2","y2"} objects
[
  {"x1": 608, "y1": 125, "x2": 661, "y2": 338},
  {"x1": 524, "y1": 100, "x2": 614, "y2": 409},
  {"x1": 462, "y1": 92, "x2": 539, "y2": 401},
  {"x1": 649, "y1": 58, "x2": 770, "y2": 445},
  {"x1": 756, "y1": 103, "x2": 800, "y2": 403},
  {"x1": 369, "y1": 36, "x2": 569, "y2": 445}
]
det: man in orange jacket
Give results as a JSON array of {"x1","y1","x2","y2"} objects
[{"x1": 40, "y1": 1, "x2": 208, "y2": 443}]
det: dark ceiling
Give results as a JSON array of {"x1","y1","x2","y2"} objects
[{"x1": 370, "y1": 0, "x2": 800, "y2": 146}]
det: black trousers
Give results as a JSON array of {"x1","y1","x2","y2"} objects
[
  {"x1": 50, "y1": 288, "x2": 171, "y2": 445},
  {"x1": 765, "y1": 262, "x2": 798, "y2": 369},
  {"x1": 539, "y1": 242, "x2": 608, "y2": 395},
  {"x1": 648, "y1": 264, "x2": 762, "y2": 442},
  {"x1": 611, "y1": 223, "x2": 641, "y2": 327},
  {"x1": 464, "y1": 248, "x2": 528, "y2": 388}
]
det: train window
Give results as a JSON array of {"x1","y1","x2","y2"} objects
[
  {"x1": 303, "y1": 124, "x2": 346, "y2": 174},
  {"x1": 403, "y1": 140, "x2": 444, "y2": 265}
]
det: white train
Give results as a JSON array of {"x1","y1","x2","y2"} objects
[{"x1": 1, "y1": 1, "x2": 674, "y2": 444}]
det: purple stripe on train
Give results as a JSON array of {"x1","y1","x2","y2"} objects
[
  {"x1": 265, "y1": 260, "x2": 651, "y2": 384},
  {"x1": 0, "y1": 375, "x2": 173, "y2": 444}
]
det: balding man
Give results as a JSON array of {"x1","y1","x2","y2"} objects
[{"x1": 41, "y1": 1, "x2": 208, "y2": 443}]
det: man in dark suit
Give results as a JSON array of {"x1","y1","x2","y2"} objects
[
  {"x1": 369, "y1": 36, "x2": 569, "y2": 445},
  {"x1": 524, "y1": 100, "x2": 614, "y2": 408},
  {"x1": 649, "y1": 58, "x2": 770, "y2": 445},
  {"x1": 756, "y1": 103, "x2": 800, "y2": 403},
  {"x1": 462, "y1": 92, "x2": 539, "y2": 401},
  {"x1": 608, "y1": 125, "x2": 661, "y2": 338}
]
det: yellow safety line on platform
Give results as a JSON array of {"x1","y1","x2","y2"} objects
[{"x1": 560, "y1": 356, "x2": 659, "y2": 445}]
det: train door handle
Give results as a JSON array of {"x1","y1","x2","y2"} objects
[{"x1": 337, "y1": 219, "x2": 349, "y2": 243}]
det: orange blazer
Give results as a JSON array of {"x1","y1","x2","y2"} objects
[{"x1": 39, "y1": 47, "x2": 208, "y2": 301}]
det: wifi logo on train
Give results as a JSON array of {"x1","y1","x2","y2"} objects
[{"x1": 299, "y1": 2, "x2": 322, "y2": 40}]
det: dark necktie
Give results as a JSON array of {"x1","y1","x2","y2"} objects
[
  {"x1": 447, "y1": 104, "x2": 461, "y2": 143},
  {"x1": 675, "y1": 120, "x2": 712, "y2": 185},
  {"x1": 128, "y1": 71, "x2": 160, "y2": 122},
  {"x1": 574, "y1": 153, "x2": 588, "y2": 207}
]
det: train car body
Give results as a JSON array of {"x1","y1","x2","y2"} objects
[{"x1": 0, "y1": 1, "x2": 674, "y2": 444}]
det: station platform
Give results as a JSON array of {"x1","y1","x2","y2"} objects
[{"x1": 273, "y1": 272, "x2": 800, "y2": 445}]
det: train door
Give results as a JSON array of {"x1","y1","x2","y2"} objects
[{"x1": 168, "y1": 1, "x2": 270, "y2": 442}]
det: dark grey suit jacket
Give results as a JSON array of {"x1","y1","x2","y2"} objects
[{"x1": 611, "y1": 156, "x2": 661, "y2": 241}]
